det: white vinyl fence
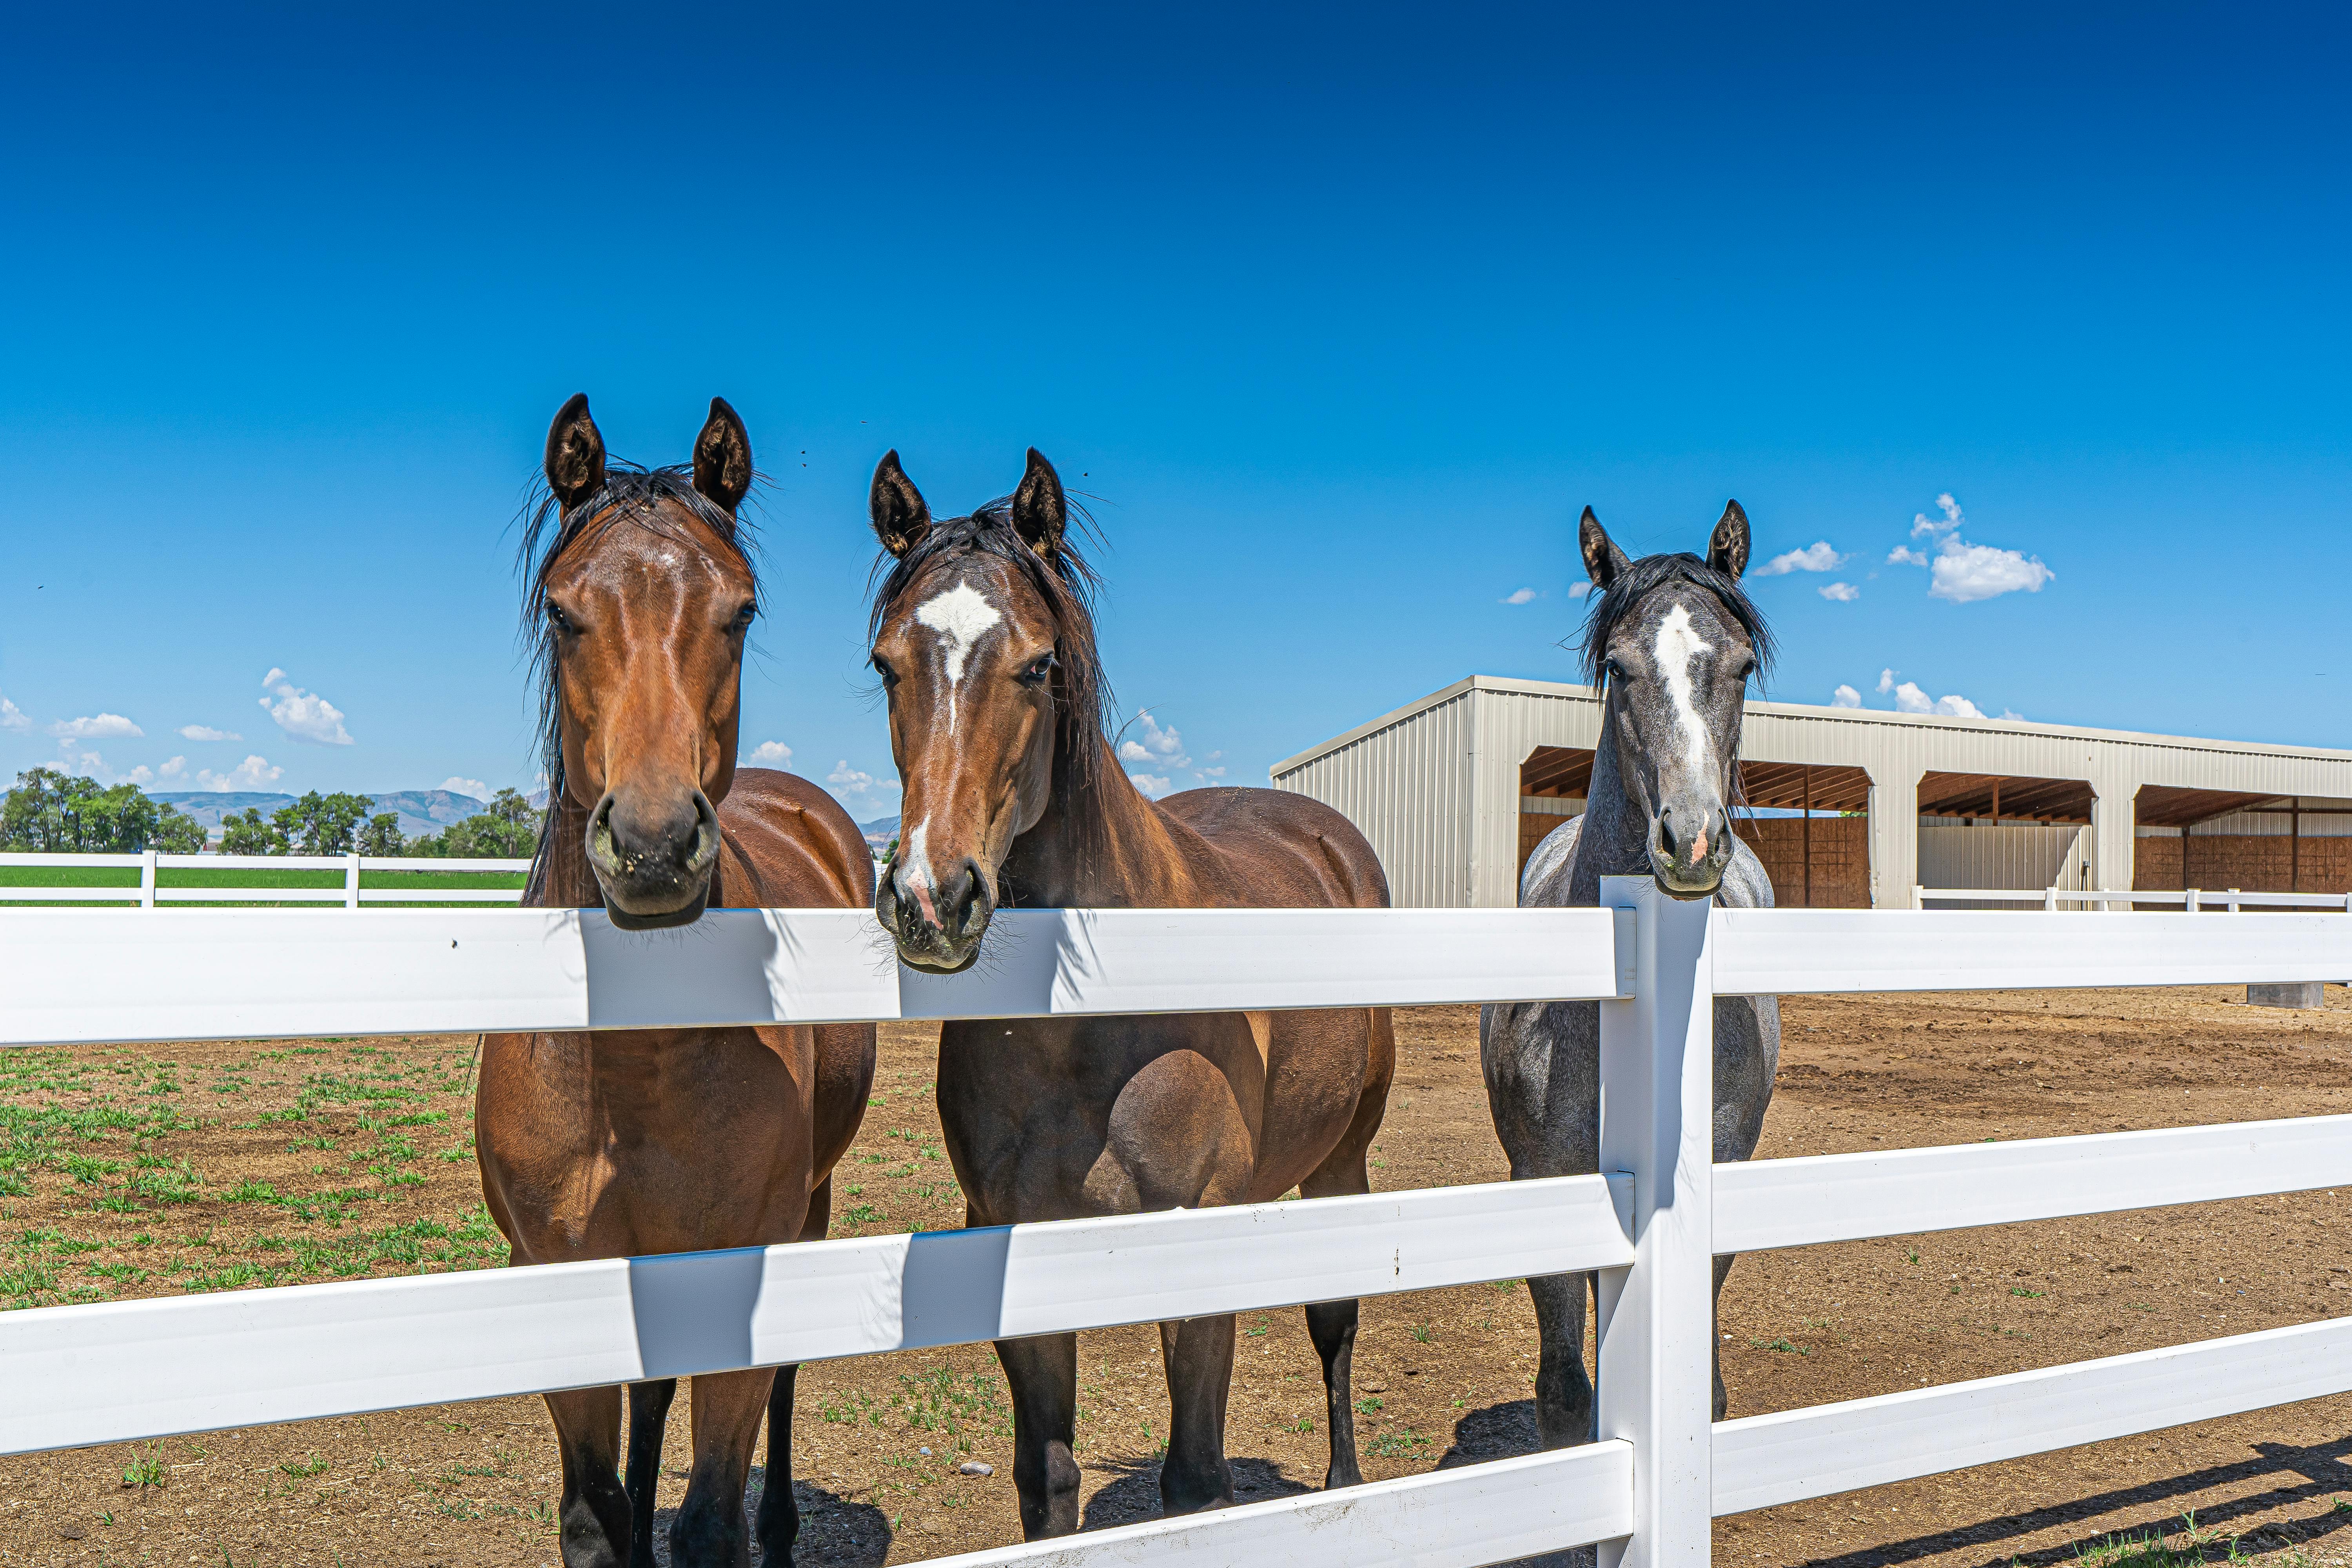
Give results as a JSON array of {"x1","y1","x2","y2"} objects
[
  {"x1": 2, "y1": 887, "x2": 2351, "y2": 1568},
  {"x1": 0, "y1": 851, "x2": 530, "y2": 907},
  {"x1": 1917, "y1": 882, "x2": 2352, "y2": 913}
]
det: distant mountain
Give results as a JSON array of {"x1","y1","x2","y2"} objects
[
  {"x1": 857, "y1": 814, "x2": 899, "y2": 849},
  {"x1": 146, "y1": 788, "x2": 494, "y2": 839}
]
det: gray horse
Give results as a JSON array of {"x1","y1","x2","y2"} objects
[{"x1": 1481, "y1": 501, "x2": 1783, "y2": 1445}]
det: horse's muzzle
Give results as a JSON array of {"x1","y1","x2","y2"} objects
[
  {"x1": 1650, "y1": 801, "x2": 1732, "y2": 902},
  {"x1": 876, "y1": 855, "x2": 995, "y2": 974},
  {"x1": 586, "y1": 787, "x2": 721, "y2": 929}
]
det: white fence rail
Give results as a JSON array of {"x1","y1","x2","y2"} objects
[
  {"x1": 1, "y1": 890, "x2": 2349, "y2": 1568},
  {"x1": 1916, "y1": 882, "x2": 2352, "y2": 913},
  {"x1": 0, "y1": 850, "x2": 530, "y2": 909}
]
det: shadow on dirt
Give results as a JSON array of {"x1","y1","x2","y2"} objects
[
  {"x1": 1078, "y1": 1450, "x2": 1314, "y2": 1530},
  {"x1": 649, "y1": 1466, "x2": 893, "y2": 1566},
  {"x1": 1784, "y1": 1434, "x2": 2352, "y2": 1568}
]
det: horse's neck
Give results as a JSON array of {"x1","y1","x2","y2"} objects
[
  {"x1": 1570, "y1": 720, "x2": 1653, "y2": 895},
  {"x1": 999, "y1": 731, "x2": 1194, "y2": 907},
  {"x1": 530, "y1": 794, "x2": 604, "y2": 910}
]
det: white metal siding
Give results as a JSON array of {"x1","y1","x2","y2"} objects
[
  {"x1": 1273, "y1": 676, "x2": 2352, "y2": 910},
  {"x1": 1269, "y1": 686, "x2": 1477, "y2": 908},
  {"x1": 1918, "y1": 820, "x2": 2091, "y2": 906}
]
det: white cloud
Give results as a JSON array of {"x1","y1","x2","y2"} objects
[
  {"x1": 1911, "y1": 492, "x2": 1964, "y2": 539},
  {"x1": 159, "y1": 756, "x2": 187, "y2": 780},
  {"x1": 1757, "y1": 541, "x2": 1844, "y2": 575},
  {"x1": 1119, "y1": 711, "x2": 1191, "y2": 772},
  {"x1": 1999, "y1": 709, "x2": 2025, "y2": 721},
  {"x1": 1929, "y1": 538, "x2": 2055, "y2": 603},
  {"x1": 197, "y1": 755, "x2": 284, "y2": 791},
  {"x1": 1898, "y1": 493, "x2": 2054, "y2": 603},
  {"x1": 1128, "y1": 773, "x2": 1174, "y2": 797},
  {"x1": 259, "y1": 668, "x2": 353, "y2": 746},
  {"x1": 1818, "y1": 582, "x2": 1860, "y2": 602},
  {"x1": 1877, "y1": 668, "x2": 1896, "y2": 694},
  {"x1": 1830, "y1": 684, "x2": 1862, "y2": 708},
  {"x1": 826, "y1": 760, "x2": 897, "y2": 799},
  {"x1": 1501, "y1": 587, "x2": 1540, "y2": 605},
  {"x1": 178, "y1": 724, "x2": 241, "y2": 742},
  {"x1": 49, "y1": 713, "x2": 142, "y2": 740},
  {"x1": 124, "y1": 764, "x2": 155, "y2": 787},
  {"x1": 439, "y1": 777, "x2": 490, "y2": 800},
  {"x1": 1568, "y1": 581, "x2": 1592, "y2": 599},
  {"x1": 1891, "y1": 681, "x2": 1983, "y2": 719},
  {"x1": 746, "y1": 740, "x2": 794, "y2": 767},
  {"x1": 0, "y1": 695, "x2": 27, "y2": 732},
  {"x1": 1200, "y1": 749, "x2": 1227, "y2": 780}
]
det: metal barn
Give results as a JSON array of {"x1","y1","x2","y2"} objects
[{"x1": 1269, "y1": 675, "x2": 2352, "y2": 909}]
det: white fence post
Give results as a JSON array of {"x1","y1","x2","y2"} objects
[
  {"x1": 344, "y1": 853, "x2": 362, "y2": 910},
  {"x1": 1595, "y1": 876, "x2": 1715, "y2": 1568},
  {"x1": 2044, "y1": 886, "x2": 2060, "y2": 912},
  {"x1": 138, "y1": 849, "x2": 157, "y2": 910},
  {"x1": 2187, "y1": 888, "x2": 2201, "y2": 913}
]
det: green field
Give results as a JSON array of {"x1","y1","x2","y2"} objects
[{"x1": 0, "y1": 863, "x2": 527, "y2": 908}]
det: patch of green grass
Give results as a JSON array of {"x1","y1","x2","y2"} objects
[
  {"x1": 2011, "y1": 1286, "x2": 2047, "y2": 1298},
  {"x1": 1748, "y1": 1337, "x2": 1810, "y2": 1356},
  {"x1": 2066, "y1": 1510, "x2": 2250, "y2": 1568},
  {"x1": 1368, "y1": 1429, "x2": 1430, "y2": 1459}
]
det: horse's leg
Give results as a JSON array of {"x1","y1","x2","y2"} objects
[
  {"x1": 548, "y1": 1386, "x2": 631, "y2": 1568},
  {"x1": 1526, "y1": 1270, "x2": 1595, "y2": 1448},
  {"x1": 755, "y1": 1177, "x2": 833, "y2": 1563},
  {"x1": 995, "y1": 1332, "x2": 1082, "y2": 1539},
  {"x1": 1292, "y1": 1009, "x2": 1389, "y2": 1490},
  {"x1": 1710, "y1": 1254, "x2": 1736, "y2": 1421},
  {"x1": 624, "y1": 1379, "x2": 678, "y2": 1568},
  {"x1": 755, "y1": 1366, "x2": 802, "y2": 1565},
  {"x1": 668, "y1": 1367, "x2": 777, "y2": 1568},
  {"x1": 1157, "y1": 1312, "x2": 1237, "y2": 1516}
]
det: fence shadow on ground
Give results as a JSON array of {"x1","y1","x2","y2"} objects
[{"x1": 1745, "y1": 1434, "x2": 2352, "y2": 1568}]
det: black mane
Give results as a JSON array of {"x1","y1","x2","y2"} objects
[
  {"x1": 516, "y1": 463, "x2": 759, "y2": 894},
  {"x1": 868, "y1": 498, "x2": 1116, "y2": 861},
  {"x1": 1576, "y1": 551, "x2": 1776, "y2": 690}
]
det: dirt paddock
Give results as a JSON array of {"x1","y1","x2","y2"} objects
[{"x1": 7, "y1": 985, "x2": 2352, "y2": 1566}]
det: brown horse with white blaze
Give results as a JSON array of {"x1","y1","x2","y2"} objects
[
  {"x1": 477, "y1": 395, "x2": 877, "y2": 1568},
  {"x1": 865, "y1": 448, "x2": 1396, "y2": 1536}
]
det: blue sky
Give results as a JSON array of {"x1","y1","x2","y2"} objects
[{"x1": 2, "y1": 4, "x2": 2347, "y2": 820}]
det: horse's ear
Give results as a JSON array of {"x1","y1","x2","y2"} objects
[
  {"x1": 870, "y1": 450, "x2": 931, "y2": 557},
  {"x1": 1708, "y1": 499, "x2": 1751, "y2": 578},
  {"x1": 692, "y1": 397, "x2": 753, "y2": 513},
  {"x1": 545, "y1": 394, "x2": 606, "y2": 510},
  {"x1": 1011, "y1": 448, "x2": 1067, "y2": 559},
  {"x1": 1579, "y1": 506, "x2": 1630, "y2": 592}
]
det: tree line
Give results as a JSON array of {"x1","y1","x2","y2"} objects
[{"x1": 0, "y1": 769, "x2": 543, "y2": 859}]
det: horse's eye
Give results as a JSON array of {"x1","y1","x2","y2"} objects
[
  {"x1": 871, "y1": 656, "x2": 898, "y2": 689},
  {"x1": 730, "y1": 602, "x2": 757, "y2": 632},
  {"x1": 546, "y1": 600, "x2": 571, "y2": 632},
  {"x1": 1018, "y1": 653, "x2": 1057, "y2": 687}
]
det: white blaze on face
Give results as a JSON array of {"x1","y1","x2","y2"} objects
[
  {"x1": 913, "y1": 580, "x2": 1004, "y2": 733},
  {"x1": 898, "y1": 820, "x2": 939, "y2": 926},
  {"x1": 1653, "y1": 604, "x2": 1718, "y2": 856}
]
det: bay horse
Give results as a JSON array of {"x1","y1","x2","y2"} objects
[
  {"x1": 477, "y1": 394, "x2": 877, "y2": 1568},
  {"x1": 863, "y1": 449, "x2": 1395, "y2": 1536},
  {"x1": 1481, "y1": 503, "x2": 1783, "y2": 1445}
]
